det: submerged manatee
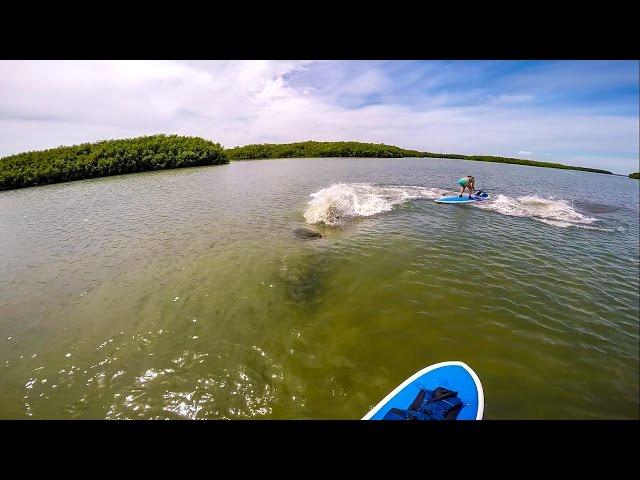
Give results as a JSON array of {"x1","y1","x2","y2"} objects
[
  {"x1": 277, "y1": 251, "x2": 329, "y2": 307},
  {"x1": 293, "y1": 227, "x2": 323, "y2": 240}
]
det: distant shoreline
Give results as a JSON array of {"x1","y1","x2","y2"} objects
[
  {"x1": 227, "y1": 141, "x2": 614, "y2": 175},
  {"x1": 1, "y1": 136, "x2": 627, "y2": 191}
]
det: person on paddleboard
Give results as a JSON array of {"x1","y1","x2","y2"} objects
[{"x1": 458, "y1": 175, "x2": 476, "y2": 198}]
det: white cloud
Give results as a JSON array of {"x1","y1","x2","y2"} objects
[
  {"x1": 333, "y1": 69, "x2": 393, "y2": 97},
  {"x1": 0, "y1": 60, "x2": 637, "y2": 174}
]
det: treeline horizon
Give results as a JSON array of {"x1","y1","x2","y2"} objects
[
  {"x1": 227, "y1": 141, "x2": 613, "y2": 175},
  {"x1": 1, "y1": 135, "x2": 623, "y2": 191}
]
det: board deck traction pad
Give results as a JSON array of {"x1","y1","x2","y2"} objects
[{"x1": 362, "y1": 361, "x2": 484, "y2": 420}]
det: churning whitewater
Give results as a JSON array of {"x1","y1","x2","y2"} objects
[
  {"x1": 475, "y1": 194, "x2": 602, "y2": 229},
  {"x1": 304, "y1": 183, "x2": 606, "y2": 229},
  {"x1": 303, "y1": 183, "x2": 447, "y2": 226}
]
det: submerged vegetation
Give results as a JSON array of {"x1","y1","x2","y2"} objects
[
  {"x1": 227, "y1": 141, "x2": 612, "y2": 174},
  {"x1": 0, "y1": 135, "x2": 228, "y2": 191},
  {"x1": 1, "y1": 137, "x2": 615, "y2": 191},
  {"x1": 630, "y1": 172, "x2": 640, "y2": 179}
]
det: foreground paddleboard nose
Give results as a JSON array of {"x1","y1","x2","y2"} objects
[{"x1": 362, "y1": 361, "x2": 484, "y2": 420}]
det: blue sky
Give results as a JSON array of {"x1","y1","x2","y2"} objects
[
  {"x1": 300, "y1": 61, "x2": 639, "y2": 115},
  {"x1": 0, "y1": 60, "x2": 638, "y2": 173}
]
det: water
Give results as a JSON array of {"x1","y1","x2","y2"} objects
[{"x1": 0, "y1": 157, "x2": 638, "y2": 419}]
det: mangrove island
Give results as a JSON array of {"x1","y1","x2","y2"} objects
[
  {"x1": 0, "y1": 135, "x2": 228, "y2": 191},
  {"x1": 1, "y1": 137, "x2": 614, "y2": 191}
]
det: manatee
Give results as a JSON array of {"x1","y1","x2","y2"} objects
[{"x1": 293, "y1": 227, "x2": 323, "y2": 239}]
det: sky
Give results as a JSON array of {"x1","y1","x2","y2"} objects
[{"x1": 0, "y1": 60, "x2": 638, "y2": 173}]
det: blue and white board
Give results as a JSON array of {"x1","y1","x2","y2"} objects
[
  {"x1": 362, "y1": 361, "x2": 484, "y2": 420},
  {"x1": 434, "y1": 193, "x2": 491, "y2": 204}
]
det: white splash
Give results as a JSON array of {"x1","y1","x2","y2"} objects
[
  {"x1": 475, "y1": 194, "x2": 601, "y2": 229},
  {"x1": 304, "y1": 183, "x2": 447, "y2": 226}
]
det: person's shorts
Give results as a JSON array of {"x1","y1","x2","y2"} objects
[{"x1": 458, "y1": 179, "x2": 469, "y2": 187}]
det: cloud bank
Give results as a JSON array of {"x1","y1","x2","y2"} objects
[{"x1": 0, "y1": 60, "x2": 638, "y2": 173}]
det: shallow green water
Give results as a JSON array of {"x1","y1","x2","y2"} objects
[{"x1": 1, "y1": 157, "x2": 638, "y2": 419}]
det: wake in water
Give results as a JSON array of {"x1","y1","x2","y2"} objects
[
  {"x1": 474, "y1": 194, "x2": 607, "y2": 230},
  {"x1": 304, "y1": 183, "x2": 447, "y2": 226},
  {"x1": 304, "y1": 183, "x2": 614, "y2": 231}
]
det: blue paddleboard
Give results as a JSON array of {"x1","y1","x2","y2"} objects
[
  {"x1": 434, "y1": 193, "x2": 491, "y2": 204},
  {"x1": 362, "y1": 361, "x2": 484, "y2": 420}
]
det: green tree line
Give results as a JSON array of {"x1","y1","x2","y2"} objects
[
  {"x1": 226, "y1": 141, "x2": 424, "y2": 159},
  {"x1": 0, "y1": 135, "x2": 228, "y2": 191},
  {"x1": 227, "y1": 141, "x2": 612, "y2": 175},
  {"x1": 1, "y1": 137, "x2": 615, "y2": 191},
  {"x1": 630, "y1": 172, "x2": 640, "y2": 179}
]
